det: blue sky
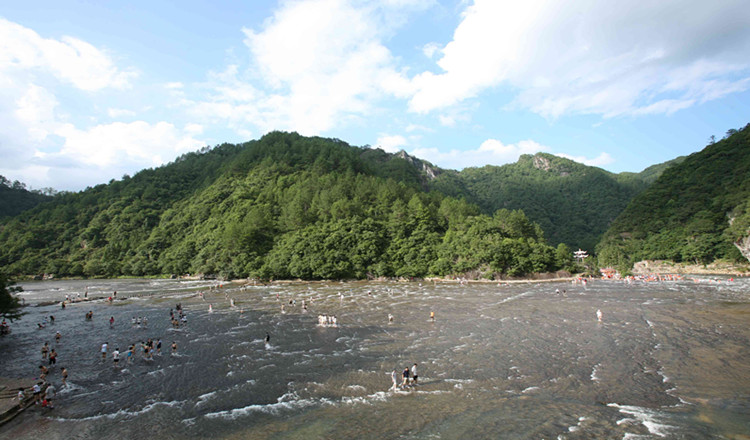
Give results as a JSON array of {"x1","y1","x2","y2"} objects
[{"x1": 1, "y1": 0, "x2": 749, "y2": 191}]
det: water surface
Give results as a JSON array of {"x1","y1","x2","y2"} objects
[{"x1": 1, "y1": 277, "x2": 749, "y2": 439}]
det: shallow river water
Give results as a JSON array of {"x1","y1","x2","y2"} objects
[{"x1": 1, "y1": 276, "x2": 749, "y2": 439}]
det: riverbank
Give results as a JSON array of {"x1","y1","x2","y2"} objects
[{"x1": 633, "y1": 260, "x2": 750, "y2": 276}]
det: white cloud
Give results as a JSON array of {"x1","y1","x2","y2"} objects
[
  {"x1": 184, "y1": 0, "x2": 421, "y2": 137},
  {"x1": 555, "y1": 152, "x2": 614, "y2": 167},
  {"x1": 376, "y1": 134, "x2": 408, "y2": 152},
  {"x1": 0, "y1": 119, "x2": 205, "y2": 191},
  {"x1": 53, "y1": 121, "x2": 202, "y2": 168},
  {"x1": 107, "y1": 108, "x2": 136, "y2": 118},
  {"x1": 14, "y1": 83, "x2": 58, "y2": 142},
  {"x1": 7, "y1": 121, "x2": 205, "y2": 191},
  {"x1": 0, "y1": 19, "x2": 203, "y2": 190},
  {"x1": 422, "y1": 42, "x2": 441, "y2": 59},
  {"x1": 411, "y1": 137, "x2": 550, "y2": 170},
  {"x1": 408, "y1": 0, "x2": 750, "y2": 118},
  {"x1": 0, "y1": 18, "x2": 136, "y2": 91}
]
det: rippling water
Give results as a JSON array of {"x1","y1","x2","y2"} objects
[{"x1": 1, "y1": 277, "x2": 749, "y2": 439}]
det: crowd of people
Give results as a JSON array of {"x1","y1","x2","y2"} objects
[{"x1": 17, "y1": 293, "x2": 191, "y2": 412}]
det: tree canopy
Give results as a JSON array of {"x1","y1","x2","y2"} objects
[
  {"x1": 596, "y1": 123, "x2": 750, "y2": 271},
  {"x1": 0, "y1": 132, "x2": 565, "y2": 280},
  {"x1": 0, "y1": 274, "x2": 25, "y2": 321}
]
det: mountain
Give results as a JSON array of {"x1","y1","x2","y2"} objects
[
  {"x1": 0, "y1": 176, "x2": 54, "y2": 218},
  {"x1": 619, "y1": 155, "x2": 686, "y2": 185},
  {"x1": 0, "y1": 132, "x2": 567, "y2": 280},
  {"x1": 430, "y1": 153, "x2": 656, "y2": 252},
  {"x1": 596, "y1": 124, "x2": 750, "y2": 271}
]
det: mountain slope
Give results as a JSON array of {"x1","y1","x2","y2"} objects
[
  {"x1": 0, "y1": 177, "x2": 53, "y2": 218},
  {"x1": 0, "y1": 132, "x2": 564, "y2": 280},
  {"x1": 431, "y1": 153, "x2": 649, "y2": 251},
  {"x1": 596, "y1": 123, "x2": 750, "y2": 270}
]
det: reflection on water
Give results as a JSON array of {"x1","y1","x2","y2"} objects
[{"x1": 1, "y1": 277, "x2": 749, "y2": 439}]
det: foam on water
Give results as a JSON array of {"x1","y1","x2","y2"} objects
[
  {"x1": 51, "y1": 399, "x2": 186, "y2": 422},
  {"x1": 609, "y1": 403, "x2": 675, "y2": 437}
]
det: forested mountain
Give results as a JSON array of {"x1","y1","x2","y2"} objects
[
  {"x1": 0, "y1": 132, "x2": 572, "y2": 280},
  {"x1": 0, "y1": 176, "x2": 54, "y2": 218},
  {"x1": 431, "y1": 153, "x2": 652, "y2": 251},
  {"x1": 596, "y1": 124, "x2": 750, "y2": 271}
]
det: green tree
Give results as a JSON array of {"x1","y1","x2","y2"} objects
[{"x1": 0, "y1": 274, "x2": 25, "y2": 321}]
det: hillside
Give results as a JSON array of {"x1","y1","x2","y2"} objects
[
  {"x1": 0, "y1": 177, "x2": 53, "y2": 218},
  {"x1": 596, "y1": 124, "x2": 750, "y2": 271},
  {"x1": 431, "y1": 153, "x2": 651, "y2": 251},
  {"x1": 0, "y1": 132, "x2": 569, "y2": 280}
]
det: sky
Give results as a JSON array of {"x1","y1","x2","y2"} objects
[{"x1": 1, "y1": 0, "x2": 749, "y2": 192}]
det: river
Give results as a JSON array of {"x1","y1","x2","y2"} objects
[{"x1": 1, "y1": 276, "x2": 748, "y2": 439}]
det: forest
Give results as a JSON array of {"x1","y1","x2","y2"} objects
[
  {"x1": 430, "y1": 153, "x2": 655, "y2": 251},
  {"x1": 2, "y1": 124, "x2": 746, "y2": 281},
  {"x1": 596, "y1": 124, "x2": 750, "y2": 272},
  {"x1": 0, "y1": 176, "x2": 54, "y2": 218},
  {"x1": 0, "y1": 132, "x2": 575, "y2": 280}
]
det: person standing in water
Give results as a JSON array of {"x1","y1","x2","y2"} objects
[
  {"x1": 101, "y1": 342, "x2": 108, "y2": 360},
  {"x1": 390, "y1": 369, "x2": 399, "y2": 390},
  {"x1": 44, "y1": 383, "x2": 55, "y2": 408},
  {"x1": 430, "y1": 311, "x2": 435, "y2": 322},
  {"x1": 61, "y1": 367, "x2": 68, "y2": 386},
  {"x1": 112, "y1": 348, "x2": 120, "y2": 368},
  {"x1": 411, "y1": 363, "x2": 418, "y2": 385},
  {"x1": 401, "y1": 367, "x2": 410, "y2": 388},
  {"x1": 596, "y1": 309, "x2": 603, "y2": 322}
]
